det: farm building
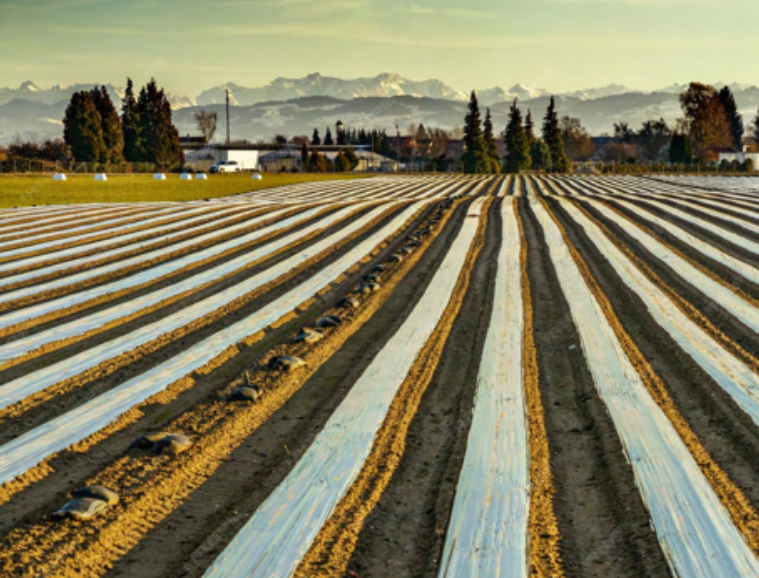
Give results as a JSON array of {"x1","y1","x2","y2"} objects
[
  {"x1": 718, "y1": 151, "x2": 759, "y2": 170},
  {"x1": 182, "y1": 142, "x2": 280, "y2": 172},
  {"x1": 258, "y1": 145, "x2": 398, "y2": 173}
]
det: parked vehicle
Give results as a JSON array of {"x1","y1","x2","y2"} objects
[{"x1": 209, "y1": 161, "x2": 242, "y2": 174}]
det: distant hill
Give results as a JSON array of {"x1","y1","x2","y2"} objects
[{"x1": 1, "y1": 75, "x2": 758, "y2": 144}]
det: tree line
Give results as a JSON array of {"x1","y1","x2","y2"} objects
[
  {"x1": 62, "y1": 78, "x2": 184, "y2": 169},
  {"x1": 461, "y1": 91, "x2": 570, "y2": 174}
]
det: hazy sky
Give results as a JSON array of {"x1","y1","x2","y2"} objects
[{"x1": 0, "y1": 0, "x2": 756, "y2": 97}]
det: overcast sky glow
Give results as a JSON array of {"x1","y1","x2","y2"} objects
[{"x1": 0, "y1": 0, "x2": 756, "y2": 96}]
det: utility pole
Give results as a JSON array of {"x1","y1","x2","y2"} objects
[{"x1": 225, "y1": 88, "x2": 231, "y2": 145}]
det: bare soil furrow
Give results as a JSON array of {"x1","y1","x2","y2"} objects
[
  {"x1": 0, "y1": 207, "x2": 330, "y2": 342},
  {"x1": 520, "y1": 195, "x2": 670, "y2": 578},
  {"x1": 0, "y1": 200, "x2": 458, "y2": 578},
  {"x1": 0, "y1": 205, "x2": 375, "y2": 377},
  {"x1": 0, "y1": 204, "x2": 404, "y2": 440},
  {"x1": 0, "y1": 205, "x2": 279, "y2": 293},
  {"x1": 0, "y1": 205, "x2": 316, "y2": 314},
  {"x1": 0, "y1": 205, "x2": 250, "y2": 278},
  {"x1": 340, "y1": 200, "x2": 498, "y2": 578},
  {"x1": 542, "y1": 194, "x2": 759, "y2": 564}
]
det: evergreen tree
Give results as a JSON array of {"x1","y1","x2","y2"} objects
[
  {"x1": 530, "y1": 139, "x2": 552, "y2": 172},
  {"x1": 135, "y1": 78, "x2": 184, "y2": 168},
  {"x1": 308, "y1": 149, "x2": 326, "y2": 172},
  {"x1": 343, "y1": 147, "x2": 359, "y2": 171},
  {"x1": 91, "y1": 85, "x2": 124, "y2": 164},
  {"x1": 719, "y1": 86, "x2": 744, "y2": 150},
  {"x1": 121, "y1": 78, "x2": 141, "y2": 162},
  {"x1": 324, "y1": 128, "x2": 334, "y2": 146},
  {"x1": 63, "y1": 90, "x2": 106, "y2": 163},
  {"x1": 669, "y1": 131, "x2": 686, "y2": 164},
  {"x1": 312, "y1": 128, "x2": 321, "y2": 146},
  {"x1": 525, "y1": 110, "x2": 536, "y2": 149},
  {"x1": 683, "y1": 137, "x2": 694, "y2": 165},
  {"x1": 669, "y1": 131, "x2": 694, "y2": 165},
  {"x1": 542, "y1": 96, "x2": 569, "y2": 172},
  {"x1": 334, "y1": 151, "x2": 350, "y2": 172},
  {"x1": 483, "y1": 109, "x2": 500, "y2": 173},
  {"x1": 301, "y1": 142, "x2": 309, "y2": 169},
  {"x1": 503, "y1": 100, "x2": 531, "y2": 173},
  {"x1": 460, "y1": 91, "x2": 488, "y2": 173}
]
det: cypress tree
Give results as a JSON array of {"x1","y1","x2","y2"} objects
[
  {"x1": 63, "y1": 90, "x2": 106, "y2": 163},
  {"x1": 483, "y1": 108, "x2": 500, "y2": 174},
  {"x1": 343, "y1": 147, "x2": 359, "y2": 171},
  {"x1": 301, "y1": 142, "x2": 309, "y2": 169},
  {"x1": 121, "y1": 78, "x2": 141, "y2": 162},
  {"x1": 669, "y1": 131, "x2": 686, "y2": 164},
  {"x1": 525, "y1": 110, "x2": 536, "y2": 149},
  {"x1": 324, "y1": 128, "x2": 334, "y2": 146},
  {"x1": 503, "y1": 100, "x2": 531, "y2": 173},
  {"x1": 461, "y1": 91, "x2": 488, "y2": 173},
  {"x1": 135, "y1": 78, "x2": 184, "y2": 168},
  {"x1": 334, "y1": 151, "x2": 350, "y2": 172},
  {"x1": 719, "y1": 86, "x2": 744, "y2": 150},
  {"x1": 531, "y1": 139, "x2": 552, "y2": 171},
  {"x1": 92, "y1": 85, "x2": 124, "y2": 165},
  {"x1": 683, "y1": 137, "x2": 694, "y2": 165},
  {"x1": 542, "y1": 96, "x2": 569, "y2": 172},
  {"x1": 311, "y1": 129, "x2": 321, "y2": 146}
]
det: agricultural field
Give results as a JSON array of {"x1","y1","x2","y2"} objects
[
  {"x1": 0, "y1": 173, "x2": 369, "y2": 208},
  {"x1": 3, "y1": 172, "x2": 759, "y2": 578}
]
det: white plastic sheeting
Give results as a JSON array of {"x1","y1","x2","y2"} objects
[
  {"x1": 0, "y1": 206, "x2": 173, "y2": 245},
  {"x1": 0, "y1": 204, "x2": 365, "y2": 363},
  {"x1": 656, "y1": 176, "x2": 759, "y2": 195},
  {"x1": 552, "y1": 179, "x2": 759, "y2": 290},
  {"x1": 438, "y1": 200, "x2": 529, "y2": 577},
  {"x1": 180, "y1": 173, "x2": 193, "y2": 181},
  {"x1": 558, "y1": 197, "x2": 759, "y2": 429},
  {"x1": 153, "y1": 173, "x2": 167, "y2": 180},
  {"x1": 94, "y1": 174, "x2": 108, "y2": 181},
  {"x1": 0, "y1": 202, "x2": 389, "y2": 411},
  {"x1": 0, "y1": 206, "x2": 308, "y2": 331},
  {"x1": 53, "y1": 173, "x2": 66, "y2": 181},
  {"x1": 0, "y1": 201, "x2": 425, "y2": 487},
  {"x1": 202, "y1": 198, "x2": 485, "y2": 578},
  {"x1": 0, "y1": 204, "x2": 254, "y2": 282},
  {"x1": 195, "y1": 173, "x2": 208, "y2": 180},
  {"x1": 579, "y1": 179, "x2": 759, "y2": 227},
  {"x1": 581, "y1": 199, "x2": 759, "y2": 333},
  {"x1": 605, "y1": 197, "x2": 759, "y2": 287},
  {"x1": 0, "y1": 205, "x2": 136, "y2": 231},
  {"x1": 533, "y1": 199, "x2": 759, "y2": 577},
  {"x1": 0, "y1": 205, "x2": 191, "y2": 256},
  {"x1": 0, "y1": 207, "x2": 183, "y2": 259},
  {"x1": 0, "y1": 205, "x2": 292, "y2": 303}
]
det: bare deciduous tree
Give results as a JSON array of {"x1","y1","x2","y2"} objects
[{"x1": 194, "y1": 110, "x2": 218, "y2": 144}]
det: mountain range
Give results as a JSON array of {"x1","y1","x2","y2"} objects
[{"x1": 1, "y1": 73, "x2": 758, "y2": 144}]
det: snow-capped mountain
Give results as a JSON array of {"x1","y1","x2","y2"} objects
[
  {"x1": 0, "y1": 81, "x2": 194, "y2": 110},
  {"x1": 195, "y1": 73, "x2": 470, "y2": 106},
  {"x1": 505, "y1": 83, "x2": 550, "y2": 101},
  {"x1": 3, "y1": 75, "x2": 759, "y2": 144},
  {"x1": 563, "y1": 84, "x2": 635, "y2": 100},
  {"x1": 195, "y1": 75, "x2": 555, "y2": 107}
]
